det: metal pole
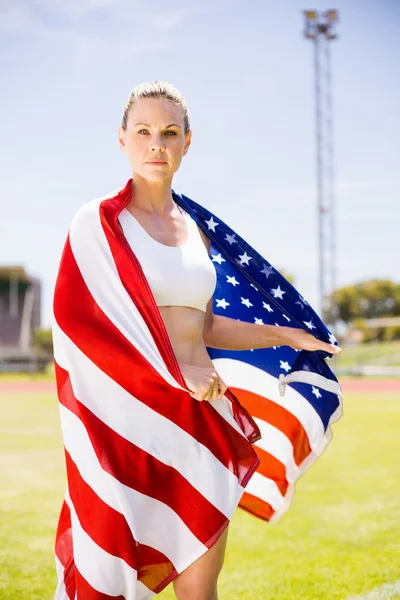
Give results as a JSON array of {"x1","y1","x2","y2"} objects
[
  {"x1": 324, "y1": 39, "x2": 338, "y2": 326},
  {"x1": 314, "y1": 34, "x2": 326, "y2": 321}
]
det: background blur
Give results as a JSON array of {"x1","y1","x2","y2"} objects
[{"x1": 1, "y1": 1, "x2": 399, "y2": 599}]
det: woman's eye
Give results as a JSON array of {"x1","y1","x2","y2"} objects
[{"x1": 137, "y1": 129, "x2": 177, "y2": 136}]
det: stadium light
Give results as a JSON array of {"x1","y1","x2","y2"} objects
[{"x1": 303, "y1": 9, "x2": 340, "y2": 327}]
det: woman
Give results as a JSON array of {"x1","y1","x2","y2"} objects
[{"x1": 52, "y1": 81, "x2": 342, "y2": 600}]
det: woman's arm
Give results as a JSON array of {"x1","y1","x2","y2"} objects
[{"x1": 203, "y1": 302, "x2": 341, "y2": 354}]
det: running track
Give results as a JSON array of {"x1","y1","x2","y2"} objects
[{"x1": 0, "y1": 378, "x2": 399, "y2": 394}]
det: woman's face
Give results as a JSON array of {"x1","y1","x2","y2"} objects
[{"x1": 118, "y1": 97, "x2": 192, "y2": 182}]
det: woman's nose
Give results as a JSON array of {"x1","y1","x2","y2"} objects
[{"x1": 150, "y1": 136, "x2": 166, "y2": 152}]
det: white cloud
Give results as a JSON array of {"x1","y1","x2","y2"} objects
[{"x1": 0, "y1": 1, "x2": 189, "y2": 61}]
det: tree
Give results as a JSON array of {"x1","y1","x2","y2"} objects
[
  {"x1": 32, "y1": 327, "x2": 53, "y2": 355},
  {"x1": 330, "y1": 279, "x2": 400, "y2": 322}
]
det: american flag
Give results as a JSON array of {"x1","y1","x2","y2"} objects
[{"x1": 52, "y1": 178, "x2": 342, "y2": 599}]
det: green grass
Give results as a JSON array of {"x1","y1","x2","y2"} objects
[
  {"x1": 1, "y1": 387, "x2": 400, "y2": 600},
  {"x1": 336, "y1": 340, "x2": 400, "y2": 369}
]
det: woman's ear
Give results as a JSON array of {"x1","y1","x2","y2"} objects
[
  {"x1": 117, "y1": 126, "x2": 127, "y2": 152},
  {"x1": 183, "y1": 130, "x2": 192, "y2": 156}
]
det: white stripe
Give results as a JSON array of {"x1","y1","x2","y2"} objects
[
  {"x1": 244, "y1": 472, "x2": 284, "y2": 511},
  {"x1": 253, "y1": 417, "x2": 298, "y2": 483},
  {"x1": 53, "y1": 321, "x2": 243, "y2": 517},
  {"x1": 212, "y1": 358, "x2": 328, "y2": 452},
  {"x1": 346, "y1": 581, "x2": 400, "y2": 600},
  {"x1": 68, "y1": 199, "x2": 182, "y2": 391},
  {"x1": 59, "y1": 404, "x2": 208, "y2": 572},
  {"x1": 54, "y1": 556, "x2": 68, "y2": 600},
  {"x1": 65, "y1": 493, "x2": 153, "y2": 600}
]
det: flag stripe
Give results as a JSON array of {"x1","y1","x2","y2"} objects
[
  {"x1": 54, "y1": 500, "x2": 76, "y2": 600},
  {"x1": 213, "y1": 358, "x2": 325, "y2": 451},
  {"x1": 239, "y1": 491, "x2": 275, "y2": 521},
  {"x1": 74, "y1": 568, "x2": 126, "y2": 600},
  {"x1": 66, "y1": 452, "x2": 173, "y2": 596},
  {"x1": 251, "y1": 446, "x2": 289, "y2": 496},
  {"x1": 66, "y1": 494, "x2": 137, "y2": 598},
  {"x1": 244, "y1": 472, "x2": 284, "y2": 511},
  {"x1": 53, "y1": 327, "x2": 245, "y2": 516},
  {"x1": 253, "y1": 418, "x2": 298, "y2": 482},
  {"x1": 59, "y1": 403, "x2": 211, "y2": 571},
  {"x1": 58, "y1": 368, "x2": 229, "y2": 545},
  {"x1": 231, "y1": 388, "x2": 312, "y2": 465}
]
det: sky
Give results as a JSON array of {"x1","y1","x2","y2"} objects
[{"x1": 0, "y1": 0, "x2": 399, "y2": 327}]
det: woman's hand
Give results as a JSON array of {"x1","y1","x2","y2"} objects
[
  {"x1": 178, "y1": 362, "x2": 228, "y2": 402},
  {"x1": 282, "y1": 327, "x2": 342, "y2": 355}
]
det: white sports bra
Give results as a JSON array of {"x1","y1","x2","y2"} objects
[{"x1": 118, "y1": 206, "x2": 217, "y2": 313}]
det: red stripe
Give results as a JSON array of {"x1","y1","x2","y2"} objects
[
  {"x1": 53, "y1": 236, "x2": 259, "y2": 487},
  {"x1": 55, "y1": 500, "x2": 76, "y2": 600},
  {"x1": 75, "y1": 567, "x2": 125, "y2": 600},
  {"x1": 57, "y1": 363, "x2": 228, "y2": 545},
  {"x1": 230, "y1": 387, "x2": 312, "y2": 466},
  {"x1": 239, "y1": 490, "x2": 275, "y2": 521},
  {"x1": 253, "y1": 446, "x2": 289, "y2": 496},
  {"x1": 66, "y1": 451, "x2": 176, "y2": 593}
]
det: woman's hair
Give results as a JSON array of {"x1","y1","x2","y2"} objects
[{"x1": 121, "y1": 81, "x2": 191, "y2": 135}]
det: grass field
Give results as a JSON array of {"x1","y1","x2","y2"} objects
[
  {"x1": 336, "y1": 341, "x2": 400, "y2": 369},
  {"x1": 1, "y1": 383, "x2": 400, "y2": 600}
]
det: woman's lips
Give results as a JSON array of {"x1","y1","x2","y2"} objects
[{"x1": 146, "y1": 161, "x2": 167, "y2": 165}]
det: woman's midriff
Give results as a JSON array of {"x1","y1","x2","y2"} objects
[{"x1": 158, "y1": 305, "x2": 214, "y2": 368}]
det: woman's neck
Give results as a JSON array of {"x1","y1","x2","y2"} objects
[{"x1": 129, "y1": 175, "x2": 175, "y2": 216}]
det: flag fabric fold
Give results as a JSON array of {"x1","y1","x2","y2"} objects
[{"x1": 52, "y1": 178, "x2": 342, "y2": 599}]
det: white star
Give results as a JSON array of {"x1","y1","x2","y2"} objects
[
  {"x1": 329, "y1": 333, "x2": 337, "y2": 344},
  {"x1": 250, "y1": 284, "x2": 258, "y2": 291},
  {"x1": 283, "y1": 314, "x2": 291, "y2": 322},
  {"x1": 280, "y1": 361, "x2": 291, "y2": 373},
  {"x1": 304, "y1": 320, "x2": 316, "y2": 330},
  {"x1": 237, "y1": 251, "x2": 252, "y2": 266},
  {"x1": 254, "y1": 317, "x2": 264, "y2": 325},
  {"x1": 211, "y1": 253, "x2": 225, "y2": 264},
  {"x1": 263, "y1": 302, "x2": 274, "y2": 313},
  {"x1": 226, "y1": 275, "x2": 240, "y2": 287},
  {"x1": 260, "y1": 265, "x2": 274, "y2": 278},
  {"x1": 312, "y1": 386, "x2": 322, "y2": 399},
  {"x1": 225, "y1": 233, "x2": 237, "y2": 245},
  {"x1": 271, "y1": 286, "x2": 286, "y2": 300},
  {"x1": 205, "y1": 216, "x2": 219, "y2": 232},
  {"x1": 273, "y1": 346, "x2": 277, "y2": 350},
  {"x1": 241, "y1": 297, "x2": 253, "y2": 308},
  {"x1": 215, "y1": 298, "x2": 230, "y2": 309},
  {"x1": 275, "y1": 322, "x2": 280, "y2": 327}
]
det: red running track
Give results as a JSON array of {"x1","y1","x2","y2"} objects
[{"x1": 0, "y1": 379, "x2": 399, "y2": 394}]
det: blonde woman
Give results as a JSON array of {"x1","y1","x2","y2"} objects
[{"x1": 52, "y1": 81, "x2": 342, "y2": 600}]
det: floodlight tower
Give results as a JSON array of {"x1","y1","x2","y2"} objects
[{"x1": 303, "y1": 9, "x2": 339, "y2": 327}]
